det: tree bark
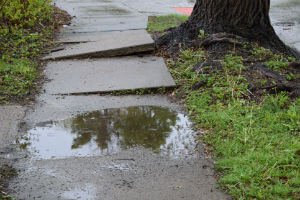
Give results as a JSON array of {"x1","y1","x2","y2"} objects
[{"x1": 157, "y1": 0, "x2": 299, "y2": 58}]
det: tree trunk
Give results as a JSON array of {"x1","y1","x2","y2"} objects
[{"x1": 157, "y1": 0, "x2": 299, "y2": 58}]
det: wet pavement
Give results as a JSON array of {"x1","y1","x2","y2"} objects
[
  {"x1": 10, "y1": 98, "x2": 230, "y2": 199},
  {"x1": 10, "y1": 147, "x2": 227, "y2": 200}
]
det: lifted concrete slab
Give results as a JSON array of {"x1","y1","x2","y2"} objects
[
  {"x1": 44, "y1": 56, "x2": 176, "y2": 95},
  {"x1": 44, "y1": 30, "x2": 154, "y2": 60}
]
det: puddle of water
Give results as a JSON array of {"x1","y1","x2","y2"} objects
[{"x1": 22, "y1": 106, "x2": 196, "y2": 160}]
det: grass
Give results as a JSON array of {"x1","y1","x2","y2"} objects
[
  {"x1": 0, "y1": 59, "x2": 37, "y2": 103},
  {"x1": 147, "y1": 14, "x2": 188, "y2": 33},
  {"x1": 169, "y1": 50, "x2": 300, "y2": 200},
  {"x1": 251, "y1": 46, "x2": 295, "y2": 71},
  {"x1": 0, "y1": 30, "x2": 46, "y2": 104},
  {"x1": 0, "y1": 0, "x2": 57, "y2": 104},
  {"x1": 147, "y1": 15, "x2": 300, "y2": 200}
]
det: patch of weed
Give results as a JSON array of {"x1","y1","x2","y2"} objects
[
  {"x1": 251, "y1": 46, "x2": 295, "y2": 71},
  {"x1": 251, "y1": 46, "x2": 274, "y2": 60},
  {"x1": 167, "y1": 49, "x2": 206, "y2": 97},
  {"x1": 0, "y1": 59, "x2": 37, "y2": 98}
]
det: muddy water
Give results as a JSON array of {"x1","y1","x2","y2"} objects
[{"x1": 21, "y1": 106, "x2": 196, "y2": 160}]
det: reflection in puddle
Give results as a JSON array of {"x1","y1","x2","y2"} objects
[{"x1": 22, "y1": 106, "x2": 196, "y2": 159}]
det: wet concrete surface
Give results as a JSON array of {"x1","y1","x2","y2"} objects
[
  {"x1": 9, "y1": 95, "x2": 230, "y2": 200},
  {"x1": 43, "y1": 56, "x2": 175, "y2": 95},
  {"x1": 10, "y1": 148, "x2": 228, "y2": 200}
]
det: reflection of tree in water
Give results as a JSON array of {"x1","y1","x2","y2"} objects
[{"x1": 66, "y1": 106, "x2": 177, "y2": 151}]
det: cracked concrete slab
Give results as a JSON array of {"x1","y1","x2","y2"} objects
[
  {"x1": 45, "y1": 30, "x2": 154, "y2": 60},
  {"x1": 43, "y1": 56, "x2": 175, "y2": 95}
]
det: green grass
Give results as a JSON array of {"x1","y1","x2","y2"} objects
[
  {"x1": 0, "y1": 59, "x2": 37, "y2": 103},
  {"x1": 0, "y1": 0, "x2": 54, "y2": 103},
  {"x1": 167, "y1": 49, "x2": 300, "y2": 199},
  {"x1": 251, "y1": 46, "x2": 295, "y2": 71},
  {"x1": 147, "y1": 14, "x2": 188, "y2": 33}
]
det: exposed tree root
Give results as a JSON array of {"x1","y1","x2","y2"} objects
[
  {"x1": 248, "y1": 63, "x2": 300, "y2": 97},
  {"x1": 200, "y1": 33, "x2": 244, "y2": 48}
]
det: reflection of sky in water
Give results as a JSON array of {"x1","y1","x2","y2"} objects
[{"x1": 23, "y1": 106, "x2": 196, "y2": 160}]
